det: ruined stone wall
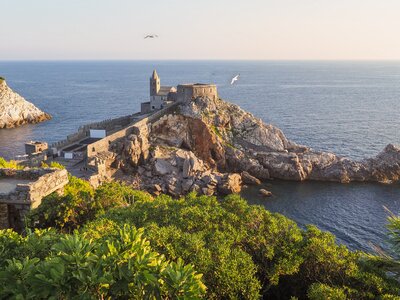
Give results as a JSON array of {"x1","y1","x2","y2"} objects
[{"x1": 0, "y1": 168, "x2": 69, "y2": 231}]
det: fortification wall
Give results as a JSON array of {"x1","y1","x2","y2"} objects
[
  {"x1": 87, "y1": 102, "x2": 180, "y2": 158},
  {"x1": 51, "y1": 114, "x2": 138, "y2": 150},
  {"x1": 177, "y1": 84, "x2": 218, "y2": 102}
]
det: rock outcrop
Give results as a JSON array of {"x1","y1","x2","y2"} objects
[
  {"x1": 96, "y1": 95, "x2": 400, "y2": 196},
  {"x1": 0, "y1": 79, "x2": 51, "y2": 129}
]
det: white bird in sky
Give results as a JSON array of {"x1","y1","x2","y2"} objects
[
  {"x1": 144, "y1": 34, "x2": 158, "y2": 39},
  {"x1": 230, "y1": 74, "x2": 240, "y2": 85}
]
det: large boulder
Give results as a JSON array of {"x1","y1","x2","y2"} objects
[
  {"x1": 217, "y1": 173, "x2": 242, "y2": 195},
  {"x1": 241, "y1": 171, "x2": 261, "y2": 185}
]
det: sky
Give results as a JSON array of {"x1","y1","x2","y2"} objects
[{"x1": 1, "y1": 0, "x2": 400, "y2": 60}]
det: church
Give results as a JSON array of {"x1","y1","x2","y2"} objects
[
  {"x1": 141, "y1": 70, "x2": 218, "y2": 114},
  {"x1": 144, "y1": 70, "x2": 177, "y2": 112}
]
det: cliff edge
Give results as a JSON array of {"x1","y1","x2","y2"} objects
[{"x1": 0, "y1": 78, "x2": 51, "y2": 129}]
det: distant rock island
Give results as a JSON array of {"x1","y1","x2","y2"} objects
[{"x1": 0, "y1": 78, "x2": 51, "y2": 129}]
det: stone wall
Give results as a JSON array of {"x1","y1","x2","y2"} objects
[
  {"x1": 0, "y1": 168, "x2": 69, "y2": 231},
  {"x1": 51, "y1": 113, "x2": 139, "y2": 150},
  {"x1": 87, "y1": 102, "x2": 180, "y2": 158}
]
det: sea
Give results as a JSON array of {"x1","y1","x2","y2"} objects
[{"x1": 0, "y1": 60, "x2": 399, "y2": 252}]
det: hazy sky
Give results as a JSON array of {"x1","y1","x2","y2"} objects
[{"x1": 1, "y1": 0, "x2": 400, "y2": 60}]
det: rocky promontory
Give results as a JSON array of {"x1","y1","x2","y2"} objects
[
  {"x1": 94, "y1": 96, "x2": 400, "y2": 196},
  {"x1": 0, "y1": 78, "x2": 51, "y2": 129}
]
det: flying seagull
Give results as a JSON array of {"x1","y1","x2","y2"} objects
[
  {"x1": 231, "y1": 74, "x2": 240, "y2": 85},
  {"x1": 144, "y1": 34, "x2": 158, "y2": 39}
]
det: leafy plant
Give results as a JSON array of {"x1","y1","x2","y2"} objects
[{"x1": 0, "y1": 225, "x2": 206, "y2": 299}]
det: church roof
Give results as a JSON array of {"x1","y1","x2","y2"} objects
[{"x1": 157, "y1": 86, "x2": 175, "y2": 96}]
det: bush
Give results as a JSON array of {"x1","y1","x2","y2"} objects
[
  {"x1": 82, "y1": 193, "x2": 399, "y2": 299},
  {"x1": 24, "y1": 179, "x2": 400, "y2": 299},
  {"x1": 40, "y1": 161, "x2": 65, "y2": 169},
  {"x1": 27, "y1": 176, "x2": 95, "y2": 231},
  {"x1": 0, "y1": 225, "x2": 206, "y2": 299},
  {"x1": 307, "y1": 283, "x2": 347, "y2": 300},
  {"x1": 0, "y1": 157, "x2": 22, "y2": 169},
  {"x1": 27, "y1": 179, "x2": 152, "y2": 232}
]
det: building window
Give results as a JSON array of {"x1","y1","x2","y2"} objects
[{"x1": 152, "y1": 106, "x2": 155, "y2": 109}]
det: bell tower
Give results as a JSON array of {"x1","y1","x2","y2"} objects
[{"x1": 150, "y1": 69, "x2": 160, "y2": 97}]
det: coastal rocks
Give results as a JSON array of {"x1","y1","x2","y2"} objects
[
  {"x1": 106, "y1": 94, "x2": 400, "y2": 197},
  {"x1": 177, "y1": 96, "x2": 400, "y2": 184},
  {"x1": 241, "y1": 171, "x2": 261, "y2": 185},
  {"x1": 217, "y1": 173, "x2": 242, "y2": 195},
  {"x1": 151, "y1": 114, "x2": 226, "y2": 169},
  {"x1": 0, "y1": 79, "x2": 51, "y2": 129},
  {"x1": 259, "y1": 189, "x2": 272, "y2": 197}
]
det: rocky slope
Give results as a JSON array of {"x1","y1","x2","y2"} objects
[
  {"x1": 102, "y1": 96, "x2": 400, "y2": 196},
  {"x1": 0, "y1": 79, "x2": 51, "y2": 128}
]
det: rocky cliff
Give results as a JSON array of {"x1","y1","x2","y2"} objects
[
  {"x1": 99, "y1": 96, "x2": 400, "y2": 196},
  {"x1": 0, "y1": 79, "x2": 51, "y2": 129}
]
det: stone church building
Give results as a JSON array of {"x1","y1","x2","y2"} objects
[{"x1": 141, "y1": 70, "x2": 218, "y2": 114}]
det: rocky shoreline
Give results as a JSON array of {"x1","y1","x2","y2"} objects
[
  {"x1": 0, "y1": 79, "x2": 51, "y2": 129},
  {"x1": 90, "y1": 95, "x2": 400, "y2": 197}
]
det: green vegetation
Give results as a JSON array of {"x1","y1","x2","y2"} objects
[
  {"x1": 0, "y1": 76, "x2": 4, "y2": 83},
  {"x1": 211, "y1": 125, "x2": 223, "y2": 138},
  {"x1": 0, "y1": 226, "x2": 205, "y2": 299},
  {"x1": 40, "y1": 161, "x2": 66, "y2": 169},
  {"x1": 0, "y1": 168, "x2": 399, "y2": 299},
  {"x1": 0, "y1": 157, "x2": 22, "y2": 169}
]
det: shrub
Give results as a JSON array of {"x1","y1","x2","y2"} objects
[
  {"x1": 40, "y1": 161, "x2": 65, "y2": 169},
  {"x1": 307, "y1": 283, "x2": 347, "y2": 300},
  {"x1": 27, "y1": 179, "x2": 152, "y2": 232},
  {"x1": 83, "y1": 193, "x2": 399, "y2": 299},
  {"x1": 0, "y1": 225, "x2": 206, "y2": 299},
  {"x1": 24, "y1": 179, "x2": 400, "y2": 299},
  {"x1": 27, "y1": 176, "x2": 95, "y2": 231},
  {"x1": 0, "y1": 157, "x2": 22, "y2": 169}
]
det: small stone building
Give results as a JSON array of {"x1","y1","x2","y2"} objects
[{"x1": 25, "y1": 141, "x2": 48, "y2": 155}]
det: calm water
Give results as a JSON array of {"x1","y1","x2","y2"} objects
[{"x1": 0, "y1": 61, "x2": 400, "y2": 251}]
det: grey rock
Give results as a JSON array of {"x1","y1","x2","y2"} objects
[{"x1": 259, "y1": 189, "x2": 272, "y2": 197}]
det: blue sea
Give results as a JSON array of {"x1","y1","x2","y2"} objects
[{"x1": 0, "y1": 61, "x2": 399, "y2": 252}]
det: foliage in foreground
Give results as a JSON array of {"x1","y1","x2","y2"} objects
[
  {"x1": 2, "y1": 176, "x2": 400, "y2": 299},
  {"x1": 82, "y1": 193, "x2": 400, "y2": 299},
  {"x1": 0, "y1": 225, "x2": 205, "y2": 299}
]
